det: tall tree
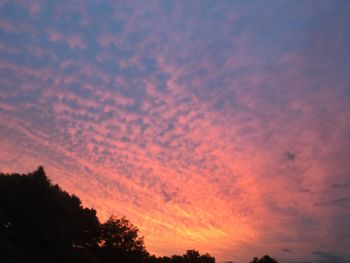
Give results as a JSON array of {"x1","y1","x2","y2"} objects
[
  {"x1": 0, "y1": 167, "x2": 100, "y2": 262},
  {"x1": 98, "y1": 216, "x2": 148, "y2": 263}
]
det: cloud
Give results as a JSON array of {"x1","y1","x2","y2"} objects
[
  {"x1": 47, "y1": 30, "x2": 85, "y2": 49},
  {"x1": 285, "y1": 151, "x2": 296, "y2": 162},
  {"x1": 312, "y1": 251, "x2": 350, "y2": 263},
  {"x1": 282, "y1": 248, "x2": 293, "y2": 254}
]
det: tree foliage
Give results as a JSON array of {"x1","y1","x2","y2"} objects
[
  {"x1": 150, "y1": 250, "x2": 215, "y2": 263},
  {"x1": 98, "y1": 216, "x2": 148, "y2": 263},
  {"x1": 100, "y1": 216, "x2": 146, "y2": 252},
  {"x1": 249, "y1": 255, "x2": 278, "y2": 263},
  {"x1": 0, "y1": 167, "x2": 100, "y2": 262}
]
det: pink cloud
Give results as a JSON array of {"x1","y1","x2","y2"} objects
[
  {"x1": 47, "y1": 30, "x2": 85, "y2": 49},
  {"x1": 47, "y1": 30, "x2": 63, "y2": 42},
  {"x1": 67, "y1": 35, "x2": 86, "y2": 49},
  {"x1": 0, "y1": 20, "x2": 18, "y2": 33},
  {"x1": 12, "y1": 0, "x2": 43, "y2": 16},
  {"x1": 0, "y1": 42, "x2": 20, "y2": 53}
]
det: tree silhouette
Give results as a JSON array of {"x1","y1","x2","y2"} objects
[
  {"x1": 153, "y1": 250, "x2": 215, "y2": 263},
  {"x1": 250, "y1": 255, "x2": 278, "y2": 263},
  {"x1": 0, "y1": 167, "x2": 100, "y2": 262},
  {"x1": 183, "y1": 250, "x2": 215, "y2": 263},
  {"x1": 98, "y1": 216, "x2": 148, "y2": 263},
  {"x1": 185, "y1": 250, "x2": 201, "y2": 262},
  {"x1": 99, "y1": 216, "x2": 146, "y2": 252}
]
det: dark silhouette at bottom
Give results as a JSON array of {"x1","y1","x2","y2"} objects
[
  {"x1": 250, "y1": 255, "x2": 278, "y2": 263},
  {"x1": 0, "y1": 167, "x2": 277, "y2": 263}
]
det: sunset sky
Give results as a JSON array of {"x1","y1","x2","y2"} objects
[{"x1": 1, "y1": 1, "x2": 350, "y2": 262}]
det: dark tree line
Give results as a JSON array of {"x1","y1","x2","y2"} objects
[
  {"x1": 0, "y1": 167, "x2": 277, "y2": 263},
  {"x1": 249, "y1": 255, "x2": 278, "y2": 263}
]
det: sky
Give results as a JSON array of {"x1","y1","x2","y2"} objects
[{"x1": 0, "y1": 1, "x2": 350, "y2": 262}]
